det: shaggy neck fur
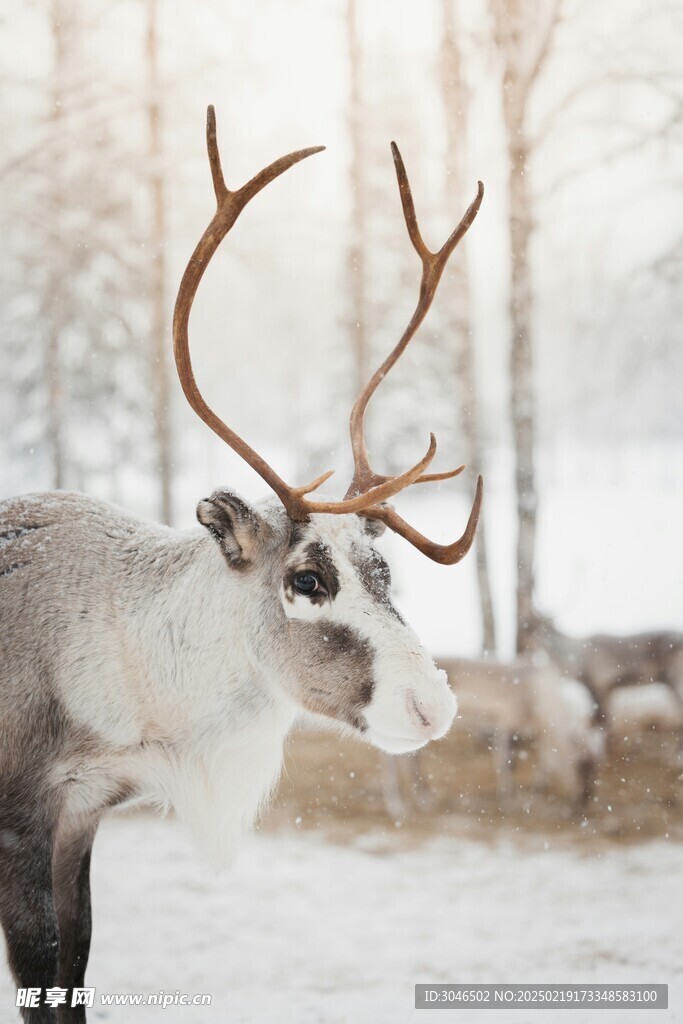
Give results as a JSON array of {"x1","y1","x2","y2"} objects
[{"x1": 52, "y1": 521, "x2": 297, "y2": 867}]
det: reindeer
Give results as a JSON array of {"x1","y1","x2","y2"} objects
[
  {"x1": 440, "y1": 656, "x2": 603, "y2": 806},
  {"x1": 380, "y1": 655, "x2": 604, "y2": 814},
  {"x1": 529, "y1": 613, "x2": 683, "y2": 724},
  {"x1": 0, "y1": 107, "x2": 484, "y2": 1021}
]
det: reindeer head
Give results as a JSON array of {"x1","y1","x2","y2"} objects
[
  {"x1": 176, "y1": 107, "x2": 485, "y2": 754},
  {"x1": 196, "y1": 491, "x2": 458, "y2": 752}
]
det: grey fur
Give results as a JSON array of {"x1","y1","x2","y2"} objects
[{"x1": 530, "y1": 613, "x2": 683, "y2": 721}]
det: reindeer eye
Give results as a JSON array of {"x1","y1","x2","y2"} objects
[{"x1": 293, "y1": 572, "x2": 321, "y2": 596}]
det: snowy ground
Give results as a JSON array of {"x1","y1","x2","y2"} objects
[{"x1": 1, "y1": 814, "x2": 681, "y2": 1024}]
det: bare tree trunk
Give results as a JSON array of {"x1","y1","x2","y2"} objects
[
  {"x1": 146, "y1": 0, "x2": 173, "y2": 524},
  {"x1": 46, "y1": 0, "x2": 71, "y2": 490},
  {"x1": 507, "y1": 123, "x2": 537, "y2": 656},
  {"x1": 491, "y1": 0, "x2": 547, "y2": 655},
  {"x1": 439, "y1": 0, "x2": 497, "y2": 654},
  {"x1": 346, "y1": 0, "x2": 397, "y2": 813},
  {"x1": 346, "y1": 0, "x2": 370, "y2": 398}
]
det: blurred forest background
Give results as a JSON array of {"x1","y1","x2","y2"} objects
[
  {"x1": 1, "y1": 7, "x2": 683, "y2": 1018},
  {"x1": 1, "y1": 0, "x2": 682, "y2": 833}
]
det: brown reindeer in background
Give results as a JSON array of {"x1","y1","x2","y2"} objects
[
  {"x1": 529, "y1": 613, "x2": 683, "y2": 723},
  {"x1": 380, "y1": 654, "x2": 605, "y2": 817}
]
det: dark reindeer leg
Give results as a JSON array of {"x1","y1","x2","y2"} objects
[
  {"x1": 493, "y1": 728, "x2": 514, "y2": 805},
  {"x1": 658, "y1": 676, "x2": 683, "y2": 755},
  {"x1": 578, "y1": 756, "x2": 596, "y2": 809},
  {"x1": 407, "y1": 752, "x2": 436, "y2": 812},
  {"x1": 53, "y1": 821, "x2": 97, "y2": 1024},
  {"x1": 0, "y1": 795, "x2": 59, "y2": 1024},
  {"x1": 379, "y1": 754, "x2": 407, "y2": 820}
]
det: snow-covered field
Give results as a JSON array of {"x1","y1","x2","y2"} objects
[{"x1": 1, "y1": 814, "x2": 680, "y2": 1024}]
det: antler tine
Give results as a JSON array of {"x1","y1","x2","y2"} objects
[
  {"x1": 415, "y1": 463, "x2": 466, "y2": 484},
  {"x1": 289, "y1": 434, "x2": 435, "y2": 507},
  {"x1": 361, "y1": 475, "x2": 484, "y2": 566},
  {"x1": 345, "y1": 144, "x2": 484, "y2": 498},
  {"x1": 206, "y1": 105, "x2": 228, "y2": 202},
  {"x1": 173, "y1": 107, "x2": 327, "y2": 521}
]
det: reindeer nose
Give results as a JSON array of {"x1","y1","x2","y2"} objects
[{"x1": 406, "y1": 690, "x2": 434, "y2": 733}]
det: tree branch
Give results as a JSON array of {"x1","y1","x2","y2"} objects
[
  {"x1": 532, "y1": 68, "x2": 683, "y2": 148},
  {"x1": 524, "y1": 0, "x2": 564, "y2": 96}
]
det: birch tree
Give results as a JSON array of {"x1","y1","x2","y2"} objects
[
  {"x1": 346, "y1": 0, "x2": 371, "y2": 400},
  {"x1": 145, "y1": 0, "x2": 173, "y2": 524},
  {"x1": 490, "y1": 0, "x2": 564, "y2": 654},
  {"x1": 490, "y1": 0, "x2": 682, "y2": 651},
  {"x1": 45, "y1": 0, "x2": 74, "y2": 488},
  {"x1": 439, "y1": 0, "x2": 497, "y2": 653},
  {"x1": 0, "y1": 0, "x2": 150, "y2": 494}
]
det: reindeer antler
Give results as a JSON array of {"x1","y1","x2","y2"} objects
[
  {"x1": 345, "y1": 144, "x2": 484, "y2": 563},
  {"x1": 173, "y1": 106, "x2": 484, "y2": 564}
]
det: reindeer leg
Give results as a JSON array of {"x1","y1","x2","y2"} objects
[
  {"x1": 577, "y1": 756, "x2": 596, "y2": 809},
  {"x1": 0, "y1": 795, "x2": 59, "y2": 1023},
  {"x1": 492, "y1": 729, "x2": 514, "y2": 807},
  {"x1": 407, "y1": 752, "x2": 436, "y2": 812},
  {"x1": 663, "y1": 682, "x2": 683, "y2": 758},
  {"x1": 53, "y1": 821, "x2": 97, "y2": 1024},
  {"x1": 379, "y1": 754, "x2": 407, "y2": 820}
]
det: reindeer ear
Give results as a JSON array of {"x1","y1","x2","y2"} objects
[
  {"x1": 197, "y1": 490, "x2": 263, "y2": 570},
  {"x1": 362, "y1": 517, "x2": 386, "y2": 539},
  {"x1": 360, "y1": 507, "x2": 389, "y2": 539}
]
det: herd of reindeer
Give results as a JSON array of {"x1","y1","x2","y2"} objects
[{"x1": 381, "y1": 612, "x2": 683, "y2": 817}]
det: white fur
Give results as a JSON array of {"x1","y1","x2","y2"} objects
[
  {"x1": 280, "y1": 587, "x2": 324, "y2": 622},
  {"x1": 534, "y1": 672, "x2": 606, "y2": 796},
  {"x1": 608, "y1": 683, "x2": 683, "y2": 737}
]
